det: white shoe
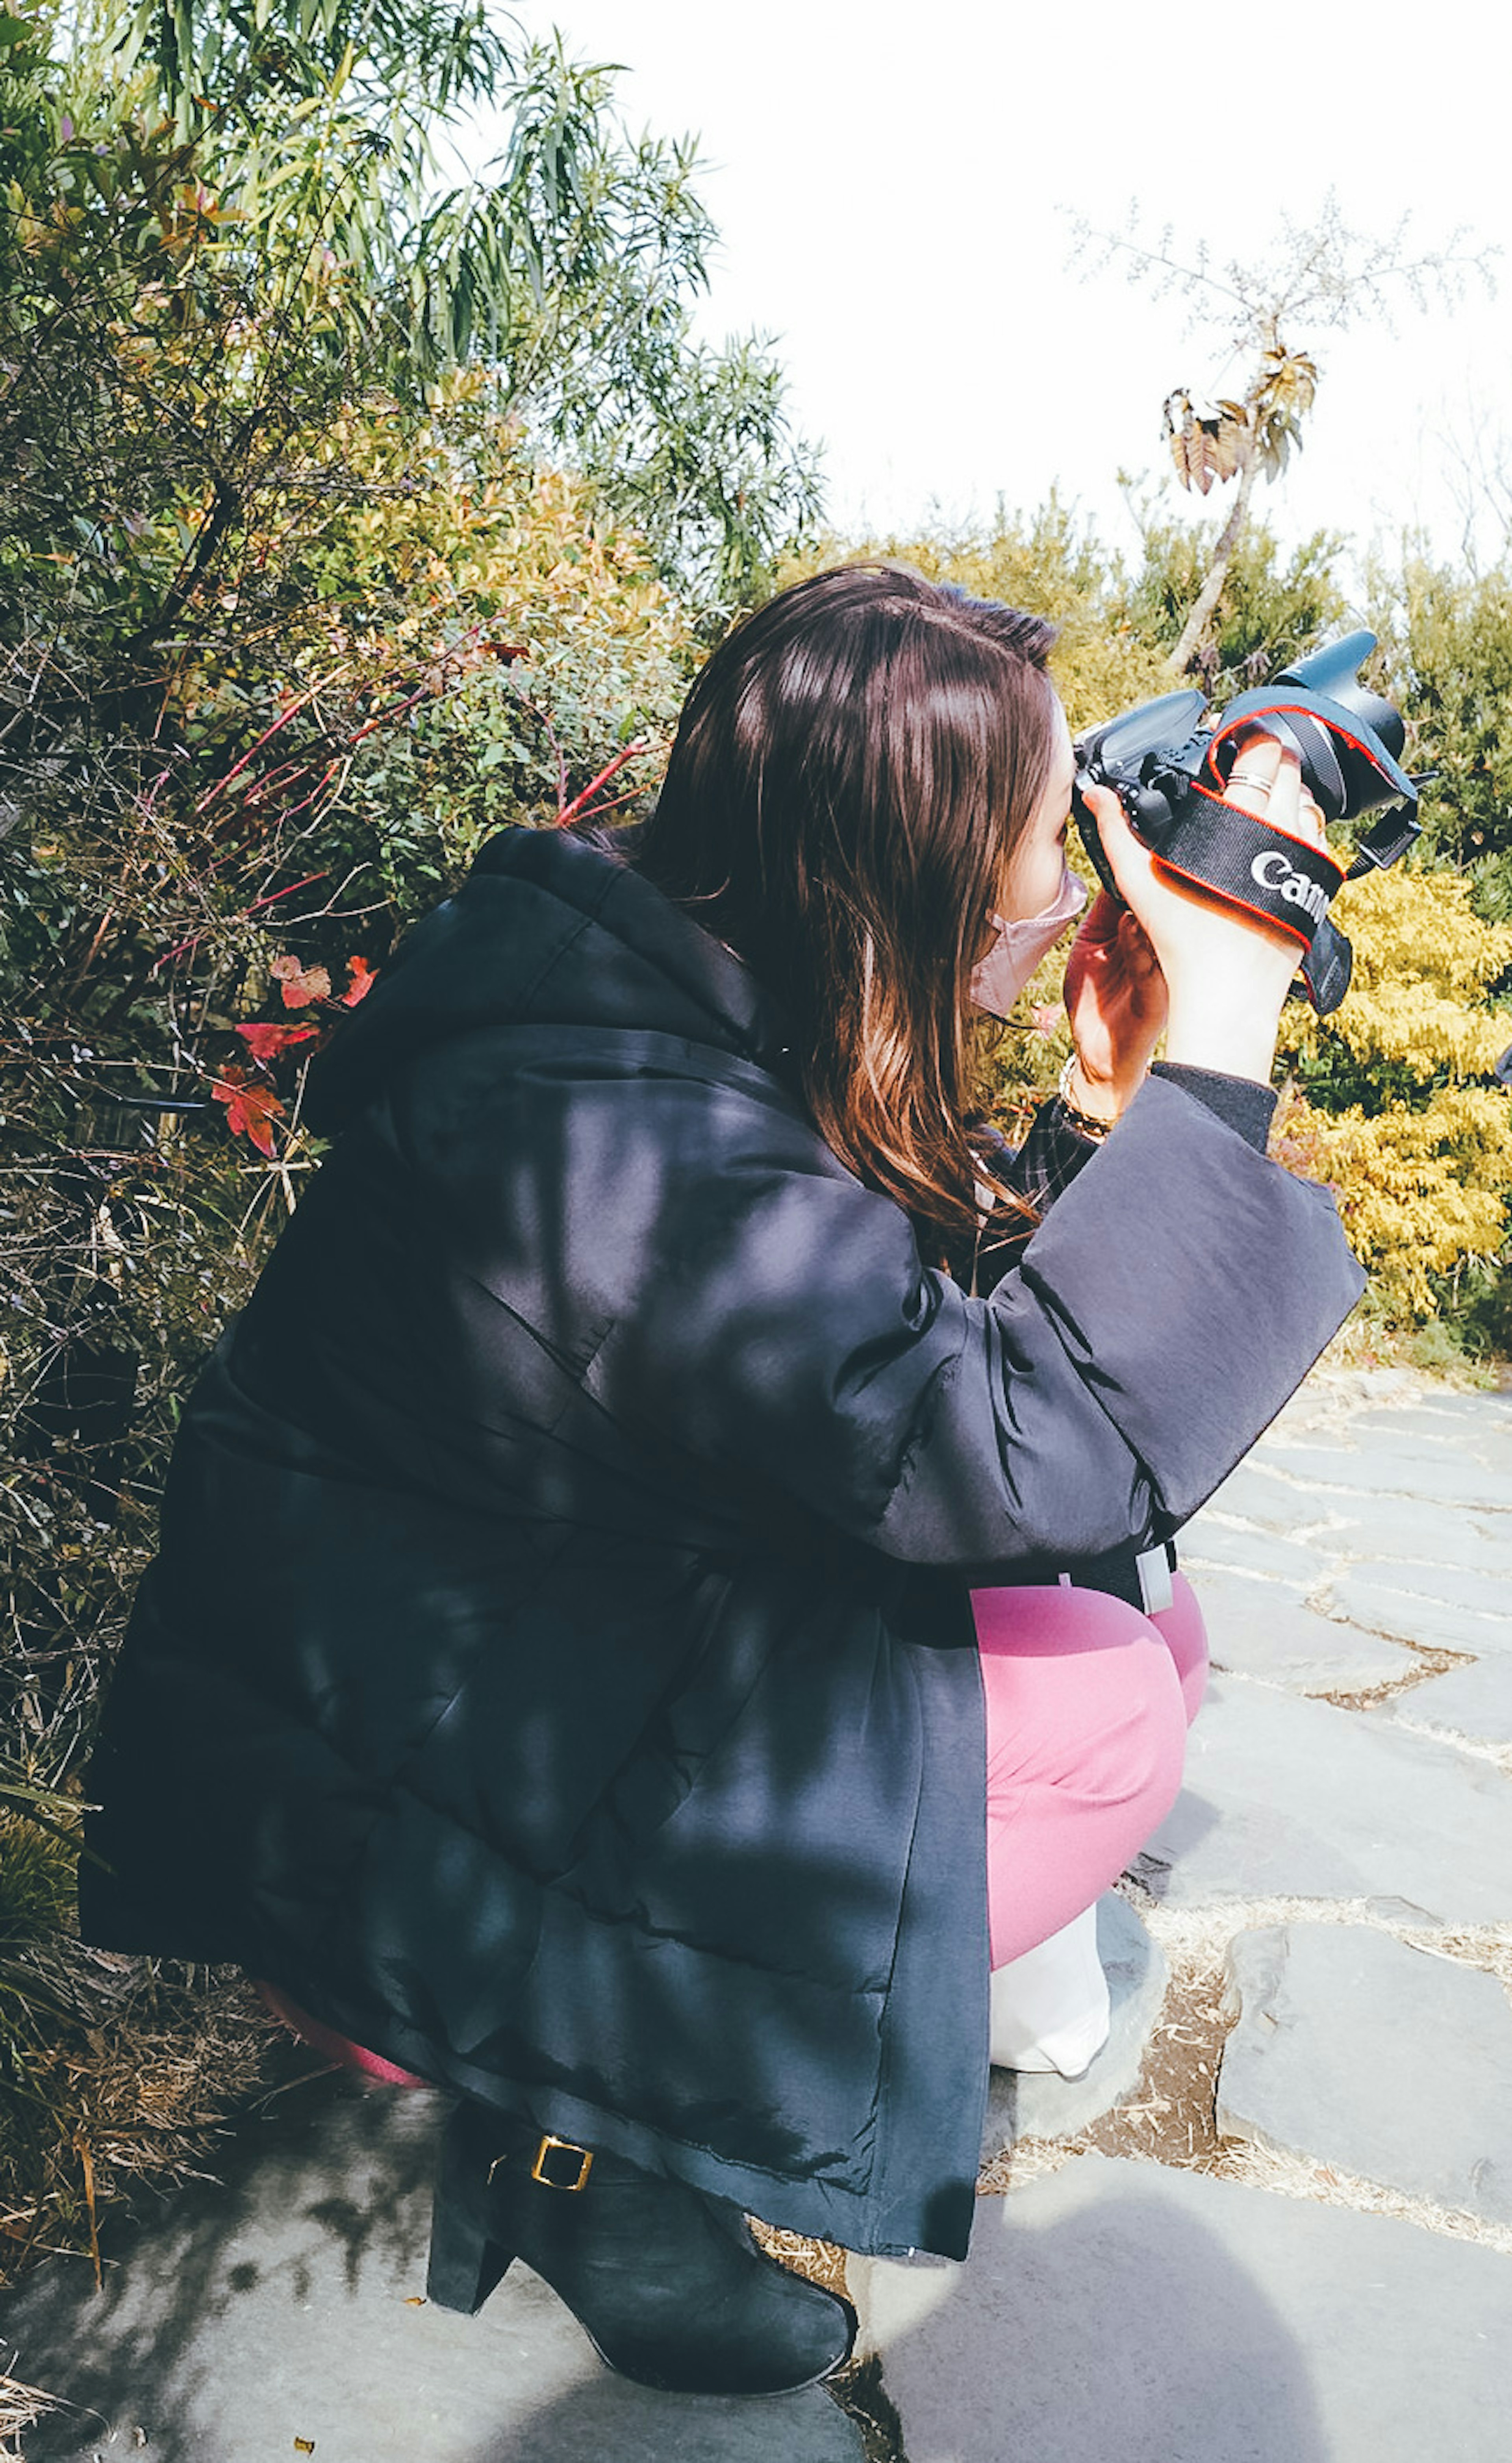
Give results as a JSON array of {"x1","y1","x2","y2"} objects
[{"x1": 988, "y1": 1902, "x2": 1111, "y2": 2079}]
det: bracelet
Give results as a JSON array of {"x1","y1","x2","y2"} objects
[{"x1": 1056, "y1": 1053, "x2": 1117, "y2": 1143}]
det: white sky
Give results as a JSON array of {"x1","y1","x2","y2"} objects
[{"x1": 499, "y1": 0, "x2": 1512, "y2": 588}]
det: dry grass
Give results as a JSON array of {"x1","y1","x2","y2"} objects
[
  {"x1": 1313, "y1": 1640, "x2": 1477, "y2": 1712},
  {"x1": 1210, "y1": 2140, "x2": 1512, "y2": 2254},
  {"x1": 0, "y1": 1950, "x2": 280, "y2": 2288},
  {"x1": 748, "y1": 2218, "x2": 849, "y2": 2304},
  {"x1": 977, "y1": 1936, "x2": 1231, "y2": 2192},
  {"x1": 1386, "y1": 1718, "x2": 1512, "y2": 1780},
  {"x1": 0, "y1": 2372, "x2": 53, "y2": 2461}
]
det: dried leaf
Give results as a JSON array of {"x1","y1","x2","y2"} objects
[
  {"x1": 234, "y1": 1021, "x2": 321, "y2": 1062},
  {"x1": 1208, "y1": 415, "x2": 1245, "y2": 482},
  {"x1": 211, "y1": 1069, "x2": 285, "y2": 1158},
  {"x1": 339, "y1": 955, "x2": 377, "y2": 1006},
  {"x1": 1169, "y1": 422, "x2": 1209, "y2": 494},
  {"x1": 271, "y1": 954, "x2": 332, "y2": 1010}
]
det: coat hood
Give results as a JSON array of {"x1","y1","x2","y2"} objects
[{"x1": 306, "y1": 824, "x2": 796, "y2": 1136}]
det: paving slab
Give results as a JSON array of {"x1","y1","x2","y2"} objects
[
  {"x1": 1217, "y1": 1924, "x2": 1512, "y2": 2224},
  {"x1": 1303, "y1": 1494, "x2": 1512, "y2": 1576},
  {"x1": 1178, "y1": 1521, "x2": 1334, "y2": 1586},
  {"x1": 1347, "y1": 1559, "x2": 1512, "y2": 1622},
  {"x1": 1347, "y1": 1403, "x2": 1512, "y2": 1450},
  {"x1": 1197, "y1": 1463, "x2": 1335, "y2": 1533},
  {"x1": 1135, "y1": 1674, "x2": 1512, "y2": 1923},
  {"x1": 1186, "y1": 1570, "x2": 1417, "y2": 1696},
  {"x1": 982, "y1": 1894, "x2": 1166, "y2": 2158},
  {"x1": 0, "y1": 2081, "x2": 861, "y2": 2463},
  {"x1": 1343, "y1": 1414, "x2": 1512, "y2": 1481},
  {"x1": 1252, "y1": 1428, "x2": 1358, "y2": 1459},
  {"x1": 1267, "y1": 1366, "x2": 1418, "y2": 1427},
  {"x1": 1384, "y1": 1654, "x2": 1512, "y2": 1749},
  {"x1": 1326, "y1": 1571, "x2": 1512, "y2": 1658},
  {"x1": 853, "y1": 2153, "x2": 1512, "y2": 2462},
  {"x1": 1255, "y1": 1441, "x2": 1512, "y2": 1513},
  {"x1": 1313, "y1": 1429, "x2": 1512, "y2": 1495}
]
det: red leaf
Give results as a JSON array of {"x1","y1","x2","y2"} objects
[
  {"x1": 340, "y1": 955, "x2": 377, "y2": 1006},
  {"x1": 235, "y1": 1020, "x2": 321, "y2": 1061},
  {"x1": 212, "y1": 1069, "x2": 285, "y2": 1157},
  {"x1": 271, "y1": 953, "x2": 332, "y2": 1009}
]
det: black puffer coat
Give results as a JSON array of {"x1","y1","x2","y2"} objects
[{"x1": 82, "y1": 824, "x2": 1363, "y2": 2257}]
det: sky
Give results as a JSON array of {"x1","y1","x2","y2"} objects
[{"x1": 492, "y1": 0, "x2": 1512, "y2": 591}]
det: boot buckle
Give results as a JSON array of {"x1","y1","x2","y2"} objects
[{"x1": 530, "y1": 2133, "x2": 594, "y2": 2191}]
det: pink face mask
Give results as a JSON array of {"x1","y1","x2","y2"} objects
[{"x1": 969, "y1": 861, "x2": 1088, "y2": 1018}]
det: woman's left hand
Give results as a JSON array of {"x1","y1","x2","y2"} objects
[{"x1": 1061, "y1": 891, "x2": 1169, "y2": 1123}]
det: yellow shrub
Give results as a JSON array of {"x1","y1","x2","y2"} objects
[
  {"x1": 1280, "y1": 865, "x2": 1512, "y2": 1081},
  {"x1": 1277, "y1": 1084, "x2": 1512, "y2": 1318},
  {"x1": 1271, "y1": 866, "x2": 1512, "y2": 1317}
]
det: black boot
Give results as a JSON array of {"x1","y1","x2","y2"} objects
[{"x1": 426, "y1": 2100, "x2": 854, "y2": 2396}]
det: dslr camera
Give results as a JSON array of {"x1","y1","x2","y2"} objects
[{"x1": 1072, "y1": 631, "x2": 1423, "y2": 1014}]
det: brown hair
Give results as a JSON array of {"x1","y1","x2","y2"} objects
[{"x1": 631, "y1": 563, "x2": 1060, "y2": 1243}]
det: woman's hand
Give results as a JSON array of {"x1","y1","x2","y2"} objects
[
  {"x1": 1078, "y1": 732, "x2": 1327, "y2": 1087},
  {"x1": 1062, "y1": 893, "x2": 1167, "y2": 1123}
]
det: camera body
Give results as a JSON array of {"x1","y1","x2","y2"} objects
[{"x1": 1073, "y1": 631, "x2": 1423, "y2": 1014}]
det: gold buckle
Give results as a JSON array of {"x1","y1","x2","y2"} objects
[{"x1": 530, "y1": 2134, "x2": 594, "y2": 2192}]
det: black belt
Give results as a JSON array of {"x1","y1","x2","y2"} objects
[{"x1": 966, "y1": 1540, "x2": 1177, "y2": 1616}]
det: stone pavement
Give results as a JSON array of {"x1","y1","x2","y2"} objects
[{"x1": 5, "y1": 1368, "x2": 1512, "y2": 2461}]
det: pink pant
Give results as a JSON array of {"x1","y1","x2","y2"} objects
[{"x1": 973, "y1": 1573, "x2": 1208, "y2": 1969}]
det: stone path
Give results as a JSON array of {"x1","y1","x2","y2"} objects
[{"x1": 5, "y1": 1368, "x2": 1511, "y2": 2460}]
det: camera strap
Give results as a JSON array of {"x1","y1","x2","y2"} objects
[
  {"x1": 1140, "y1": 781, "x2": 1354, "y2": 1012},
  {"x1": 1143, "y1": 780, "x2": 1349, "y2": 947}
]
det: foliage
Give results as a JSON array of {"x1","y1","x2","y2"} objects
[
  {"x1": 1280, "y1": 867, "x2": 1512, "y2": 1092},
  {"x1": 0, "y1": 0, "x2": 791, "y2": 2292},
  {"x1": 1, "y1": 400, "x2": 695, "y2": 1757},
  {"x1": 1368, "y1": 551, "x2": 1512, "y2": 913},
  {"x1": 1273, "y1": 1081, "x2": 1511, "y2": 1321},
  {"x1": 2, "y1": 0, "x2": 819, "y2": 614},
  {"x1": 1117, "y1": 509, "x2": 1347, "y2": 698},
  {"x1": 1273, "y1": 866, "x2": 1512, "y2": 1318}
]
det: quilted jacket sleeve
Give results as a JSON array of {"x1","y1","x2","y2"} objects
[{"x1": 588, "y1": 1070, "x2": 1363, "y2": 1570}]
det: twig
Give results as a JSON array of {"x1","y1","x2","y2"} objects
[{"x1": 555, "y1": 740, "x2": 652, "y2": 827}]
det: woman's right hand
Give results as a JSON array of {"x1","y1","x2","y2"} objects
[{"x1": 1078, "y1": 733, "x2": 1324, "y2": 1085}]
